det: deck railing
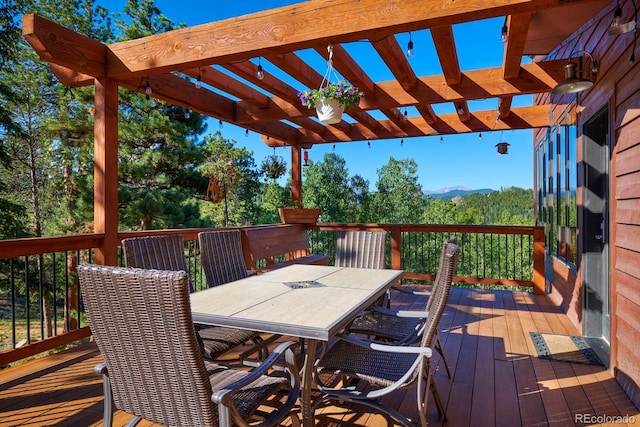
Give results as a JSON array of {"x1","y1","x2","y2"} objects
[{"x1": 0, "y1": 223, "x2": 543, "y2": 367}]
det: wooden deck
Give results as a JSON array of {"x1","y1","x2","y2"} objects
[{"x1": 1, "y1": 286, "x2": 638, "y2": 427}]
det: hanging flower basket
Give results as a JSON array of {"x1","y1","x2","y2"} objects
[
  {"x1": 314, "y1": 98, "x2": 345, "y2": 124},
  {"x1": 297, "y1": 44, "x2": 362, "y2": 124}
]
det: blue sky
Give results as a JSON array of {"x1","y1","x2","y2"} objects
[{"x1": 101, "y1": 0, "x2": 534, "y2": 192}]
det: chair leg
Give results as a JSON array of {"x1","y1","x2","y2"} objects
[
  {"x1": 428, "y1": 367, "x2": 447, "y2": 421},
  {"x1": 435, "y1": 330, "x2": 451, "y2": 379}
]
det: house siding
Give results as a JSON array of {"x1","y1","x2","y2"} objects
[{"x1": 534, "y1": 0, "x2": 640, "y2": 408}]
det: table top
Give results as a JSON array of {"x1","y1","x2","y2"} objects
[{"x1": 190, "y1": 264, "x2": 403, "y2": 340}]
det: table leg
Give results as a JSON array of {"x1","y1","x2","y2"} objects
[{"x1": 301, "y1": 339, "x2": 318, "y2": 427}]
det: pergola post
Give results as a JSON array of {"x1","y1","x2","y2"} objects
[
  {"x1": 93, "y1": 77, "x2": 119, "y2": 265},
  {"x1": 291, "y1": 145, "x2": 302, "y2": 206}
]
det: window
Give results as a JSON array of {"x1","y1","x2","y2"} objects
[{"x1": 535, "y1": 107, "x2": 577, "y2": 266}]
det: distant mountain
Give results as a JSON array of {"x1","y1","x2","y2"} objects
[{"x1": 423, "y1": 186, "x2": 494, "y2": 201}]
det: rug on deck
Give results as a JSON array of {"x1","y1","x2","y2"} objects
[{"x1": 529, "y1": 332, "x2": 604, "y2": 366}]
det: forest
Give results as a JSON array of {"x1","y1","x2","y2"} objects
[{"x1": 0, "y1": 0, "x2": 534, "y2": 242}]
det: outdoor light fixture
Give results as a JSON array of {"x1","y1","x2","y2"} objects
[
  {"x1": 145, "y1": 80, "x2": 152, "y2": 100},
  {"x1": 406, "y1": 33, "x2": 414, "y2": 58},
  {"x1": 195, "y1": 69, "x2": 202, "y2": 89},
  {"x1": 500, "y1": 16, "x2": 508, "y2": 43},
  {"x1": 607, "y1": 0, "x2": 638, "y2": 63},
  {"x1": 256, "y1": 58, "x2": 265, "y2": 80},
  {"x1": 551, "y1": 50, "x2": 598, "y2": 94}
]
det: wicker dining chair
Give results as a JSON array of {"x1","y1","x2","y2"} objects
[
  {"x1": 334, "y1": 230, "x2": 387, "y2": 269},
  {"x1": 121, "y1": 234, "x2": 264, "y2": 362},
  {"x1": 198, "y1": 230, "x2": 281, "y2": 363},
  {"x1": 313, "y1": 241, "x2": 460, "y2": 427},
  {"x1": 346, "y1": 236, "x2": 458, "y2": 378},
  {"x1": 78, "y1": 264, "x2": 300, "y2": 427}
]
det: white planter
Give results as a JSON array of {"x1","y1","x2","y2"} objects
[{"x1": 315, "y1": 98, "x2": 344, "y2": 124}]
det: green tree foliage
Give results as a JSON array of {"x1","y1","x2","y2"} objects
[
  {"x1": 199, "y1": 132, "x2": 261, "y2": 227},
  {"x1": 457, "y1": 187, "x2": 534, "y2": 225},
  {"x1": 302, "y1": 152, "x2": 369, "y2": 223},
  {"x1": 373, "y1": 157, "x2": 424, "y2": 224}
]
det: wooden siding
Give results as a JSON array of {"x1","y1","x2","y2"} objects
[
  {"x1": 534, "y1": 0, "x2": 640, "y2": 408},
  {"x1": 1, "y1": 286, "x2": 639, "y2": 427}
]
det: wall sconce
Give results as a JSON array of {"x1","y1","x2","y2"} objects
[
  {"x1": 496, "y1": 141, "x2": 510, "y2": 155},
  {"x1": 552, "y1": 50, "x2": 598, "y2": 94}
]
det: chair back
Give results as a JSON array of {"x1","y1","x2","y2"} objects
[
  {"x1": 335, "y1": 230, "x2": 386, "y2": 269},
  {"x1": 420, "y1": 241, "x2": 459, "y2": 349},
  {"x1": 198, "y1": 230, "x2": 250, "y2": 287},
  {"x1": 122, "y1": 234, "x2": 192, "y2": 290},
  {"x1": 77, "y1": 264, "x2": 218, "y2": 427}
]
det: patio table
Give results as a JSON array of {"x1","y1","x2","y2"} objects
[{"x1": 190, "y1": 263, "x2": 403, "y2": 427}]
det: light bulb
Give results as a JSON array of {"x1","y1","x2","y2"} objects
[
  {"x1": 500, "y1": 24, "x2": 508, "y2": 43},
  {"x1": 184, "y1": 109, "x2": 190, "y2": 119},
  {"x1": 145, "y1": 81, "x2": 152, "y2": 96},
  {"x1": 457, "y1": 105, "x2": 464, "y2": 115},
  {"x1": 612, "y1": 5, "x2": 622, "y2": 28},
  {"x1": 195, "y1": 73, "x2": 202, "y2": 89},
  {"x1": 478, "y1": 133, "x2": 483, "y2": 141},
  {"x1": 219, "y1": 119, "x2": 223, "y2": 129},
  {"x1": 406, "y1": 39, "x2": 414, "y2": 58},
  {"x1": 257, "y1": 64, "x2": 264, "y2": 80}
]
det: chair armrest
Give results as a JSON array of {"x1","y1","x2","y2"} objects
[
  {"x1": 335, "y1": 333, "x2": 432, "y2": 357},
  {"x1": 392, "y1": 285, "x2": 431, "y2": 297},
  {"x1": 368, "y1": 305, "x2": 429, "y2": 318},
  {"x1": 211, "y1": 340, "x2": 300, "y2": 404},
  {"x1": 94, "y1": 362, "x2": 107, "y2": 375}
]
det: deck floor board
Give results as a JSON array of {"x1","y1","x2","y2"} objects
[{"x1": 1, "y1": 286, "x2": 638, "y2": 426}]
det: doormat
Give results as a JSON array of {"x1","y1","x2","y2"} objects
[{"x1": 529, "y1": 332, "x2": 603, "y2": 365}]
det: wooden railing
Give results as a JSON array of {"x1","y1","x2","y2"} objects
[{"x1": 0, "y1": 223, "x2": 544, "y2": 367}]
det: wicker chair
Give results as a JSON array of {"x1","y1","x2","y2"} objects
[
  {"x1": 347, "y1": 236, "x2": 458, "y2": 378},
  {"x1": 78, "y1": 264, "x2": 301, "y2": 427},
  {"x1": 198, "y1": 230, "x2": 281, "y2": 363},
  {"x1": 313, "y1": 241, "x2": 460, "y2": 427},
  {"x1": 334, "y1": 230, "x2": 387, "y2": 269},
  {"x1": 121, "y1": 235, "x2": 264, "y2": 362}
]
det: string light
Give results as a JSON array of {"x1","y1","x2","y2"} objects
[
  {"x1": 332, "y1": 144, "x2": 336, "y2": 151},
  {"x1": 245, "y1": 129, "x2": 249, "y2": 137},
  {"x1": 478, "y1": 132, "x2": 483, "y2": 142},
  {"x1": 144, "y1": 80, "x2": 152, "y2": 101},
  {"x1": 400, "y1": 138, "x2": 404, "y2": 146},
  {"x1": 456, "y1": 104, "x2": 464, "y2": 115},
  {"x1": 219, "y1": 119, "x2": 223, "y2": 129},
  {"x1": 184, "y1": 106, "x2": 190, "y2": 119},
  {"x1": 195, "y1": 69, "x2": 202, "y2": 89},
  {"x1": 440, "y1": 135, "x2": 444, "y2": 143},
  {"x1": 257, "y1": 58, "x2": 265, "y2": 80},
  {"x1": 500, "y1": 16, "x2": 508, "y2": 43},
  {"x1": 406, "y1": 32, "x2": 414, "y2": 58},
  {"x1": 367, "y1": 140, "x2": 371, "y2": 149}
]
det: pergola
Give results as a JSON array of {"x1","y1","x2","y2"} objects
[{"x1": 21, "y1": 0, "x2": 609, "y2": 264}]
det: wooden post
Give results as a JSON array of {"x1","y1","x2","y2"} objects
[
  {"x1": 291, "y1": 145, "x2": 302, "y2": 206},
  {"x1": 390, "y1": 225, "x2": 402, "y2": 270},
  {"x1": 93, "y1": 77, "x2": 119, "y2": 266},
  {"x1": 532, "y1": 226, "x2": 545, "y2": 294}
]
